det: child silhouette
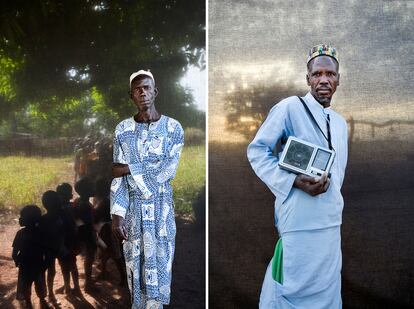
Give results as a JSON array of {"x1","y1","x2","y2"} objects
[
  {"x1": 40, "y1": 190, "x2": 66, "y2": 303},
  {"x1": 56, "y1": 183, "x2": 81, "y2": 295},
  {"x1": 12, "y1": 205, "x2": 48, "y2": 308},
  {"x1": 73, "y1": 176, "x2": 98, "y2": 292}
]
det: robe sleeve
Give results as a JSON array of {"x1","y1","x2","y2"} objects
[
  {"x1": 110, "y1": 133, "x2": 131, "y2": 218},
  {"x1": 247, "y1": 103, "x2": 297, "y2": 205},
  {"x1": 128, "y1": 121, "x2": 184, "y2": 193},
  {"x1": 152, "y1": 121, "x2": 184, "y2": 184}
]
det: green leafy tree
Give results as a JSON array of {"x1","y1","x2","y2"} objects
[{"x1": 0, "y1": 0, "x2": 205, "y2": 137}]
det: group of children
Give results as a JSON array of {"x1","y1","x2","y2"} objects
[{"x1": 12, "y1": 177, "x2": 126, "y2": 308}]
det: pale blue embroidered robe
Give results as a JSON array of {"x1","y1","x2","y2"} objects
[
  {"x1": 247, "y1": 93, "x2": 348, "y2": 309},
  {"x1": 110, "y1": 115, "x2": 184, "y2": 308}
]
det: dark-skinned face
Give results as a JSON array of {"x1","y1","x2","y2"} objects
[
  {"x1": 306, "y1": 56, "x2": 340, "y2": 107},
  {"x1": 130, "y1": 76, "x2": 158, "y2": 112}
]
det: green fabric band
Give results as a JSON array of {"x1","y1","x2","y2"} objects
[{"x1": 272, "y1": 238, "x2": 283, "y2": 284}]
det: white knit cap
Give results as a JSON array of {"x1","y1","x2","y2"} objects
[{"x1": 129, "y1": 70, "x2": 155, "y2": 88}]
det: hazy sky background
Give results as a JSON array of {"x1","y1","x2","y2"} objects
[
  {"x1": 209, "y1": 0, "x2": 414, "y2": 142},
  {"x1": 180, "y1": 65, "x2": 206, "y2": 111}
]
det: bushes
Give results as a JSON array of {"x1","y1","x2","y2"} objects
[{"x1": 184, "y1": 127, "x2": 205, "y2": 146}]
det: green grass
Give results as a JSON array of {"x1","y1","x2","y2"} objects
[
  {"x1": 0, "y1": 145, "x2": 205, "y2": 215},
  {"x1": 0, "y1": 156, "x2": 73, "y2": 212},
  {"x1": 172, "y1": 145, "x2": 206, "y2": 214}
]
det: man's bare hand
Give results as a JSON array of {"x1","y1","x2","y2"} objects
[
  {"x1": 112, "y1": 215, "x2": 127, "y2": 241},
  {"x1": 293, "y1": 173, "x2": 330, "y2": 196},
  {"x1": 112, "y1": 163, "x2": 130, "y2": 178}
]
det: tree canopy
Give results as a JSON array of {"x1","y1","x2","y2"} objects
[
  {"x1": 0, "y1": 0, "x2": 205, "y2": 137},
  {"x1": 225, "y1": 82, "x2": 306, "y2": 140}
]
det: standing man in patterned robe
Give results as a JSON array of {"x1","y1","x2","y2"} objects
[{"x1": 110, "y1": 70, "x2": 184, "y2": 309}]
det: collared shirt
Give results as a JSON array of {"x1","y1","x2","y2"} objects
[{"x1": 247, "y1": 92, "x2": 348, "y2": 233}]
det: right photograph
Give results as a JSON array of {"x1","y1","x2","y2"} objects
[{"x1": 208, "y1": 1, "x2": 414, "y2": 308}]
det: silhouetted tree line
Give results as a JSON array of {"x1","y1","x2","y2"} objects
[
  {"x1": 225, "y1": 83, "x2": 306, "y2": 139},
  {"x1": 224, "y1": 85, "x2": 414, "y2": 144}
]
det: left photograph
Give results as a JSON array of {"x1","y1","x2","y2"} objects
[{"x1": 0, "y1": 1, "x2": 206, "y2": 308}]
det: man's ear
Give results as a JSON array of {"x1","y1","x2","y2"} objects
[
  {"x1": 337, "y1": 73, "x2": 340, "y2": 86},
  {"x1": 306, "y1": 73, "x2": 310, "y2": 86},
  {"x1": 154, "y1": 87, "x2": 159, "y2": 98},
  {"x1": 129, "y1": 90, "x2": 133, "y2": 99}
]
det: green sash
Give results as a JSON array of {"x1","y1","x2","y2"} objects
[{"x1": 272, "y1": 238, "x2": 283, "y2": 284}]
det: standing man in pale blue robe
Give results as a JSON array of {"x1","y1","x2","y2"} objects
[
  {"x1": 110, "y1": 70, "x2": 184, "y2": 309},
  {"x1": 247, "y1": 45, "x2": 348, "y2": 308}
]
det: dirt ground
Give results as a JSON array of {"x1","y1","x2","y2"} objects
[{"x1": 0, "y1": 215, "x2": 205, "y2": 309}]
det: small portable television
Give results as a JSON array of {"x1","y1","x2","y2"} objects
[{"x1": 279, "y1": 136, "x2": 335, "y2": 178}]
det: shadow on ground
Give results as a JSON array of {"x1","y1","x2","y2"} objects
[{"x1": 0, "y1": 215, "x2": 205, "y2": 309}]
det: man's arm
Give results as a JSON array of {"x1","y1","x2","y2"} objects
[
  {"x1": 247, "y1": 103, "x2": 297, "y2": 203},
  {"x1": 110, "y1": 132, "x2": 131, "y2": 239},
  {"x1": 111, "y1": 127, "x2": 153, "y2": 199},
  {"x1": 247, "y1": 101, "x2": 329, "y2": 202},
  {"x1": 148, "y1": 121, "x2": 184, "y2": 184}
]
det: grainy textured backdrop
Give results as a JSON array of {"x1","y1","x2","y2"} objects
[{"x1": 208, "y1": 1, "x2": 414, "y2": 308}]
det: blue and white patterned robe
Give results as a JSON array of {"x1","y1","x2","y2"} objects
[{"x1": 110, "y1": 115, "x2": 184, "y2": 308}]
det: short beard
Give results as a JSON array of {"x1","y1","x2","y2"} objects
[{"x1": 315, "y1": 95, "x2": 331, "y2": 107}]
